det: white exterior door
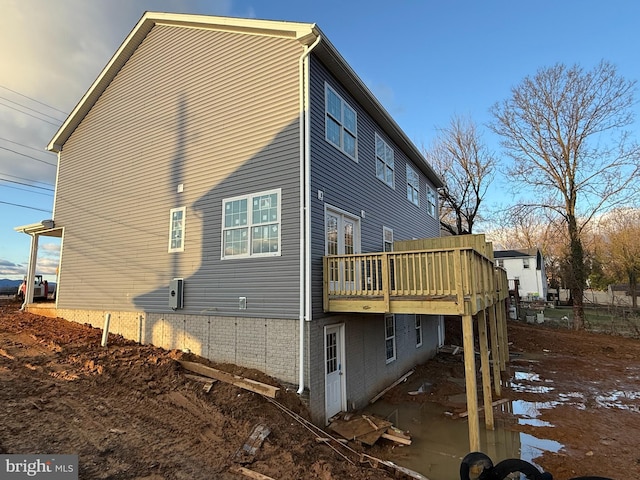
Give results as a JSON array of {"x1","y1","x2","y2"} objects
[{"x1": 324, "y1": 323, "x2": 345, "y2": 422}]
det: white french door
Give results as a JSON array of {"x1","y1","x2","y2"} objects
[{"x1": 326, "y1": 207, "x2": 360, "y2": 291}]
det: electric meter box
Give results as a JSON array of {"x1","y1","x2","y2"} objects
[{"x1": 169, "y1": 278, "x2": 184, "y2": 310}]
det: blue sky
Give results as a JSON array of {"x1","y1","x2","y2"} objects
[{"x1": 1, "y1": 0, "x2": 639, "y2": 280}]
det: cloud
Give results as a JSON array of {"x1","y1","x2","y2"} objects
[
  {"x1": 40, "y1": 242, "x2": 61, "y2": 253},
  {"x1": 0, "y1": 0, "x2": 236, "y2": 189},
  {"x1": 0, "y1": 258, "x2": 25, "y2": 276}
]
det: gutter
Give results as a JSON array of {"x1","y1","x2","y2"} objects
[{"x1": 298, "y1": 33, "x2": 322, "y2": 395}]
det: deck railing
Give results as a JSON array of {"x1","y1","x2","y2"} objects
[{"x1": 323, "y1": 247, "x2": 508, "y2": 316}]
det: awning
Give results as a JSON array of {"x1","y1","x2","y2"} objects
[{"x1": 14, "y1": 220, "x2": 62, "y2": 237}]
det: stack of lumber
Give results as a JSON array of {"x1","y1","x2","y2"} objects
[{"x1": 328, "y1": 414, "x2": 411, "y2": 446}]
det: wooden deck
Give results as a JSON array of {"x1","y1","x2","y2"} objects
[
  {"x1": 323, "y1": 234, "x2": 511, "y2": 453},
  {"x1": 323, "y1": 238, "x2": 508, "y2": 316}
]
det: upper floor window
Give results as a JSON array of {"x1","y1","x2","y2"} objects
[
  {"x1": 222, "y1": 189, "x2": 281, "y2": 259},
  {"x1": 406, "y1": 165, "x2": 419, "y2": 206},
  {"x1": 427, "y1": 186, "x2": 437, "y2": 217},
  {"x1": 375, "y1": 134, "x2": 394, "y2": 188},
  {"x1": 168, "y1": 207, "x2": 186, "y2": 252},
  {"x1": 523, "y1": 258, "x2": 530, "y2": 269},
  {"x1": 325, "y1": 84, "x2": 357, "y2": 160},
  {"x1": 496, "y1": 259, "x2": 504, "y2": 268}
]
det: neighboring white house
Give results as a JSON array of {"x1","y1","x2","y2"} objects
[{"x1": 494, "y1": 248, "x2": 548, "y2": 301}]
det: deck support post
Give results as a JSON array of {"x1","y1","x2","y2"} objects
[
  {"x1": 488, "y1": 304, "x2": 501, "y2": 396},
  {"x1": 477, "y1": 309, "x2": 494, "y2": 430},
  {"x1": 461, "y1": 314, "x2": 481, "y2": 451},
  {"x1": 499, "y1": 299, "x2": 510, "y2": 369}
]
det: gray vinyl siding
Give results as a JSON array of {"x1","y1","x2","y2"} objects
[
  {"x1": 307, "y1": 55, "x2": 441, "y2": 318},
  {"x1": 54, "y1": 25, "x2": 303, "y2": 318},
  {"x1": 306, "y1": 313, "x2": 440, "y2": 425}
]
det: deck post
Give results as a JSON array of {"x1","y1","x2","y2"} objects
[
  {"x1": 499, "y1": 299, "x2": 510, "y2": 369},
  {"x1": 488, "y1": 304, "x2": 502, "y2": 396},
  {"x1": 323, "y1": 257, "x2": 329, "y2": 312},
  {"x1": 461, "y1": 314, "x2": 481, "y2": 451},
  {"x1": 381, "y1": 253, "x2": 390, "y2": 312},
  {"x1": 477, "y1": 309, "x2": 494, "y2": 430}
]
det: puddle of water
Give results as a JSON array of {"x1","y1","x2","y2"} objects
[
  {"x1": 595, "y1": 390, "x2": 640, "y2": 411},
  {"x1": 510, "y1": 370, "x2": 555, "y2": 394},
  {"x1": 364, "y1": 399, "x2": 563, "y2": 480},
  {"x1": 363, "y1": 363, "x2": 639, "y2": 479},
  {"x1": 511, "y1": 400, "x2": 556, "y2": 427}
]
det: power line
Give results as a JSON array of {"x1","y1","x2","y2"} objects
[
  {"x1": 0, "y1": 101, "x2": 61, "y2": 127},
  {"x1": 0, "y1": 171, "x2": 54, "y2": 187},
  {"x1": 0, "y1": 177, "x2": 55, "y2": 191},
  {"x1": 0, "y1": 95, "x2": 66, "y2": 122},
  {"x1": 0, "y1": 199, "x2": 51, "y2": 213},
  {"x1": 0, "y1": 136, "x2": 50, "y2": 154},
  {"x1": 0, "y1": 183, "x2": 53, "y2": 196},
  {"x1": 0, "y1": 146, "x2": 57, "y2": 167},
  {"x1": 0, "y1": 84, "x2": 67, "y2": 115}
]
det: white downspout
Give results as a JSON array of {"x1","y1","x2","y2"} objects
[{"x1": 298, "y1": 33, "x2": 322, "y2": 395}]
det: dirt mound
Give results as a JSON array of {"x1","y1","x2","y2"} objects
[
  {"x1": 0, "y1": 300, "x2": 393, "y2": 479},
  {"x1": 4, "y1": 299, "x2": 639, "y2": 479}
]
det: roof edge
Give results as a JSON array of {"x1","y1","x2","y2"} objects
[{"x1": 47, "y1": 12, "x2": 318, "y2": 152}]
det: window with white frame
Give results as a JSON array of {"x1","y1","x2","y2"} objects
[
  {"x1": 415, "y1": 315, "x2": 423, "y2": 347},
  {"x1": 427, "y1": 186, "x2": 437, "y2": 217},
  {"x1": 385, "y1": 314, "x2": 396, "y2": 363},
  {"x1": 375, "y1": 134, "x2": 394, "y2": 188},
  {"x1": 496, "y1": 259, "x2": 504, "y2": 268},
  {"x1": 222, "y1": 189, "x2": 281, "y2": 259},
  {"x1": 406, "y1": 165, "x2": 419, "y2": 206},
  {"x1": 383, "y1": 226, "x2": 394, "y2": 252},
  {"x1": 325, "y1": 84, "x2": 357, "y2": 159},
  {"x1": 168, "y1": 206, "x2": 186, "y2": 252},
  {"x1": 523, "y1": 258, "x2": 530, "y2": 269}
]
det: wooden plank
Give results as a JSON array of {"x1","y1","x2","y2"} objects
[
  {"x1": 462, "y1": 314, "x2": 480, "y2": 452},
  {"x1": 355, "y1": 416, "x2": 393, "y2": 446},
  {"x1": 234, "y1": 423, "x2": 271, "y2": 464},
  {"x1": 329, "y1": 415, "x2": 391, "y2": 445},
  {"x1": 488, "y1": 305, "x2": 502, "y2": 396},
  {"x1": 178, "y1": 361, "x2": 280, "y2": 398},
  {"x1": 369, "y1": 370, "x2": 414, "y2": 404},
  {"x1": 381, "y1": 432, "x2": 412, "y2": 445},
  {"x1": 229, "y1": 466, "x2": 275, "y2": 480},
  {"x1": 477, "y1": 309, "x2": 494, "y2": 430},
  {"x1": 184, "y1": 373, "x2": 218, "y2": 384}
]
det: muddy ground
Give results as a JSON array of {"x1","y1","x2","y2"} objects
[{"x1": 1, "y1": 299, "x2": 639, "y2": 479}]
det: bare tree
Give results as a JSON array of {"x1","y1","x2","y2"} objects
[
  {"x1": 593, "y1": 208, "x2": 640, "y2": 308},
  {"x1": 490, "y1": 61, "x2": 640, "y2": 329},
  {"x1": 424, "y1": 115, "x2": 496, "y2": 235},
  {"x1": 487, "y1": 208, "x2": 569, "y2": 291}
]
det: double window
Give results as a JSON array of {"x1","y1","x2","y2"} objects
[
  {"x1": 168, "y1": 207, "x2": 186, "y2": 252},
  {"x1": 222, "y1": 189, "x2": 281, "y2": 259},
  {"x1": 325, "y1": 84, "x2": 357, "y2": 160},
  {"x1": 375, "y1": 134, "x2": 394, "y2": 188},
  {"x1": 406, "y1": 165, "x2": 419, "y2": 206}
]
